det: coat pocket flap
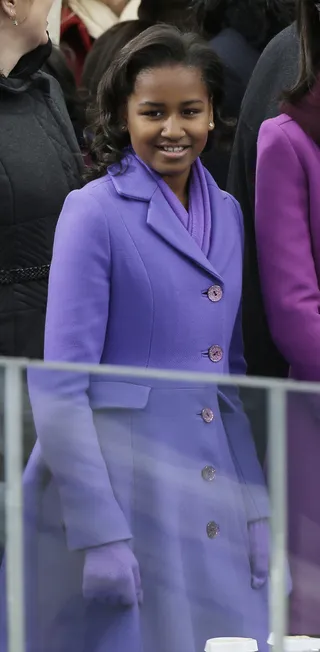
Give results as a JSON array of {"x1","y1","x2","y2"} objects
[{"x1": 88, "y1": 381, "x2": 151, "y2": 410}]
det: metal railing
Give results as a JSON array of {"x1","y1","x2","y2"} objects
[{"x1": 3, "y1": 356, "x2": 317, "y2": 652}]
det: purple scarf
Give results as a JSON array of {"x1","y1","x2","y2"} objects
[{"x1": 133, "y1": 153, "x2": 212, "y2": 257}]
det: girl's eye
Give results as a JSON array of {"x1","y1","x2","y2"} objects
[
  {"x1": 183, "y1": 109, "x2": 201, "y2": 117},
  {"x1": 141, "y1": 108, "x2": 201, "y2": 118},
  {"x1": 142, "y1": 111, "x2": 163, "y2": 118}
]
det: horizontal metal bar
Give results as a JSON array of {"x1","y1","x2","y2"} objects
[{"x1": 0, "y1": 357, "x2": 319, "y2": 394}]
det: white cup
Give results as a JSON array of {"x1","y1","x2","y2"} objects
[
  {"x1": 205, "y1": 637, "x2": 258, "y2": 652},
  {"x1": 268, "y1": 635, "x2": 320, "y2": 652}
]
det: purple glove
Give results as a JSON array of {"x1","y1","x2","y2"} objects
[
  {"x1": 248, "y1": 519, "x2": 270, "y2": 589},
  {"x1": 83, "y1": 541, "x2": 143, "y2": 606}
]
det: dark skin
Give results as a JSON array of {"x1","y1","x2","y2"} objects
[{"x1": 125, "y1": 65, "x2": 214, "y2": 208}]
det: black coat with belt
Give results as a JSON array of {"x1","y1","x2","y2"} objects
[{"x1": 0, "y1": 43, "x2": 83, "y2": 359}]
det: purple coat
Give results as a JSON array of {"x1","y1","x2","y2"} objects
[
  {"x1": 256, "y1": 115, "x2": 320, "y2": 634},
  {"x1": 1, "y1": 156, "x2": 269, "y2": 652}
]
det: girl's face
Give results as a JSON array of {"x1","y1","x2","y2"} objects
[{"x1": 126, "y1": 64, "x2": 214, "y2": 180}]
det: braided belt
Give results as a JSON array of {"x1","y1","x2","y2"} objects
[{"x1": 0, "y1": 264, "x2": 50, "y2": 285}]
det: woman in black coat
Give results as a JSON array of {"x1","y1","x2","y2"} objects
[
  {"x1": 0, "y1": 0, "x2": 83, "y2": 555},
  {"x1": 0, "y1": 0, "x2": 82, "y2": 359}
]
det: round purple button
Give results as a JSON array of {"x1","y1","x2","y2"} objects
[
  {"x1": 208, "y1": 345, "x2": 223, "y2": 363},
  {"x1": 207, "y1": 285, "x2": 223, "y2": 303},
  {"x1": 201, "y1": 408, "x2": 214, "y2": 423}
]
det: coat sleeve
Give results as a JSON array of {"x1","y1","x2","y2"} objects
[
  {"x1": 218, "y1": 195, "x2": 270, "y2": 522},
  {"x1": 256, "y1": 119, "x2": 320, "y2": 380},
  {"x1": 28, "y1": 188, "x2": 132, "y2": 551}
]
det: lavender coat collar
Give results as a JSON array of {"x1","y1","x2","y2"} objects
[{"x1": 108, "y1": 154, "x2": 224, "y2": 282}]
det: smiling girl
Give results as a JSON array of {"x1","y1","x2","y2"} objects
[{"x1": 19, "y1": 24, "x2": 269, "y2": 652}]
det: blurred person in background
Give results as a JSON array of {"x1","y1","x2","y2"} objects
[
  {"x1": 0, "y1": 0, "x2": 82, "y2": 557},
  {"x1": 256, "y1": 0, "x2": 320, "y2": 635},
  {"x1": 10, "y1": 25, "x2": 270, "y2": 652},
  {"x1": 137, "y1": 0, "x2": 195, "y2": 29},
  {"x1": 43, "y1": 45, "x2": 86, "y2": 147},
  {"x1": 227, "y1": 20, "x2": 298, "y2": 382},
  {"x1": 195, "y1": 0, "x2": 296, "y2": 188},
  {"x1": 0, "y1": 0, "x2": 82, "y2": 362},
  {"x1": 61, "y1": 0, "x2": 139, "y2": 83},
  {"x1": 227, "y1": 14, "x2": 298, "y2": 464}
]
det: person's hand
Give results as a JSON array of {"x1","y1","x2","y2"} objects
[
  {"x1": 248, "y1": 519, "x2": 270, "y2": 589},
  {"x1": 83, "y1": 541, "x2": 143, "y2": 605}
]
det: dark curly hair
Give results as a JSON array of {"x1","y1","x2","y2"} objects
[
  {"x1": 194, "y1": 0, "x2": 295, "y2": 51},
  {"x1": 86, "y1": 24, "x2": 230, "y2": 181},
  {"x1": 284, "y1": 0, "x2": 320, "y2": 104},
  {"x1": 81, "y1": 20, "x2": 153, "y2": 103}
]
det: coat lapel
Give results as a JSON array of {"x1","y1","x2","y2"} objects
[
  {"x1": 147, "y1": 187, "x2": 222, "y2": 281},
  {"x1": 108, "y1": 154, "x2": 224, "y2": 282}
]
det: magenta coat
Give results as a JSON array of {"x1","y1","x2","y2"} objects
[{"x1": 256, "y1": 114, "x2": 320, "y2": 634}]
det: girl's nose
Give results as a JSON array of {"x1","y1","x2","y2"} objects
[{"x1": 161, "y1": 115, "x2": 185, "y2": 139}]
